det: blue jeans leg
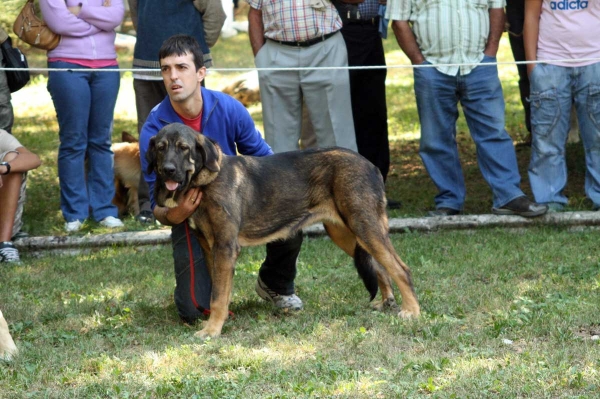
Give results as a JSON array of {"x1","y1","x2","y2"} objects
[
  {"x1": 47, "y1": 62, "x2": 120, "y2": 222},
  {"x1": 527, "y1": 64, "x2": 572, "y2": 205},
  {"x1": 575, "y1": 62, "x2": 600, "y2": 207},
  {"x1": 414, "y1": 62, "x2": 465, "y2": 210},
  {"x1": 459, "y1": 56, "x2": 524, "y2": 208}
]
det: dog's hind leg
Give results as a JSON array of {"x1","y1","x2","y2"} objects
[
  {"x1": 324, "y1": 223, "x2": 393, "y2": 304},
  {"x1": 360, "y1": 235, "x2": 420, "y2": 318},
  {"x1": 323, "y1": 222, "x2": 356, "y2": 256},
  {"x1": 347, "y1": 215, "x2": 420, "y2": 318},
  {"x1": 195, "y1": 239, "x2": 240, "y2": 339}
]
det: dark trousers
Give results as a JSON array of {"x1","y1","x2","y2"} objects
[
  {"x1": 340, "y1": 21, "x2": 390, "y2": 181},
  {"x1": 0, "y1": 49, "x2": 14, "y2": 134},
  {"x1": 506, "y1": 0, "x2": 531, "y2": 133},
  {"x1": 172, "y1": 223, "x2": 303, "y2": 323},
  {"x1": 133, "y1": 79, "x2": 168, "y2": 213}
]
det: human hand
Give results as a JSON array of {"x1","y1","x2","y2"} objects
[
  {"x1": 178, "y1": 186, "x2": 202, "y2": 217},
  {"x1": 67, "y1": 5, "x2": 81, "y2": 15},
  {"x1": 166, "y1": 187, "x2": 202, "y2": 225},
  {"x1": 103, "y1": 0, "x2": 111, "y2": 6},
  {"x1": 527, "y1": 63, "x2": 536, "y2": 77}
]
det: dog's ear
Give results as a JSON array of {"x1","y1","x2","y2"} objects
[
  {"x1": 146, "y1": 136, "x2": 158, "y2": 174},
  {"x1": 121, "y1": 131, "x2": 138, "y2": 143},
  {"x1": 196, "y1": 135, "x2": 220, "y2": 173}
]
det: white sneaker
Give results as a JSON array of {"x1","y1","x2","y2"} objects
[
  {"x1": 255, "y1": 276, "x2": 303, "y2": 311},
  {"x1": 65, "y1": 220, "x2": 83, "y2": 232},
  {"x1": 99, "y1": 216, "x2": 124, "y2": 228}
]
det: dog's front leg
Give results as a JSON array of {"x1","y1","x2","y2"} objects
[{"x1": 195, "y1": 241, "x2": 239, "y2": 339}]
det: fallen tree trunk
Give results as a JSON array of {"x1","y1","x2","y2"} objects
[{"x1": 14, "y1": 211, "x2": 600, "y2": 252}]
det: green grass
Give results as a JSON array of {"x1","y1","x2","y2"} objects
[
  {"x1": 2, "y1": 228, "x2": 600, "y2": 397},
  {"x1": 2, "y1": 30, "x2": 599, "y2": 397}
]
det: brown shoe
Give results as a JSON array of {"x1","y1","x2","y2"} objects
[
  {"x1": 426, "y1": 207, "x2": 461, "y2": 217},
  {"x1": 492, "y1": 196, "x2": 548, "y2": 218}
]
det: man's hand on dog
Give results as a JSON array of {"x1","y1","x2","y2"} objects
[{"x1": 154, "y1": 187, "x2": 202, "y2": 225}]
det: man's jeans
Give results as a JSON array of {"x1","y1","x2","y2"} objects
[
  {"x1": 528, "y1": 62, "x2": 600, "y2": 207},
  {"x1": 172, "y1": 222, "x2": 303, "y2": 323},
  {"x1": 413, "y1": 56, "x2": 524, "y2": 210},
  {"x1": 47, "y1": 61, "x2": 120, "y2": 222}
]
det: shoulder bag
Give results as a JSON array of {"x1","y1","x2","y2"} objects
[
  {"x1": 13, "y1": 0, "x2": 61, "y2": 51},
  {"x1": 0, "y1": 36, "x2": 31, "y2": 93}
]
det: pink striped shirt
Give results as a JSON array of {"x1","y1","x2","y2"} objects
[{"x1": 247, "y1": 0, "x2": 342, "y2": 42}]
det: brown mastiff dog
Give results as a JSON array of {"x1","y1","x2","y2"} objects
[{"x1": 147, "y1": 123, "x2": 420, "y2": 338}]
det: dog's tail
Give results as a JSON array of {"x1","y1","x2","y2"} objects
[{"x1": 354, "y1": 244, "x2": 379, "y2": 301}]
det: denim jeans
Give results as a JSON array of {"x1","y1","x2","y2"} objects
[
  {"x1": 172, "y1": 222, "x2": 303, "y2": 323},
  {"x1": 47, "y1": 61, "x2": 120, "y2": 222},
  {"x1": 528, "y1": 62, "x2": 600, "y2": 207},
  {"x1": 413, "y1": 56, "x2": 524, "y2": 210}
]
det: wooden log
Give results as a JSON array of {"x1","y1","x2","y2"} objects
[{"x1": 13, "y1": 211, "x2": 600, "y2": 253}]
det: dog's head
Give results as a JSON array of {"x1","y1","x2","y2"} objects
[{"x1": 146, "y1": 123, "x2": 221, "y2": 205}]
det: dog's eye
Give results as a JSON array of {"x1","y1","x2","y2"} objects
[
  {"x1": 179, "y1": 145, "x2": 190, "y2": 151},
  {"x1": 156, "y1": 143, "x2": 166, "y2": 151}
]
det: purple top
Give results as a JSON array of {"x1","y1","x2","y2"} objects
[{"x1": 39, "y1": 0, "x2": 125, "y2": 60}]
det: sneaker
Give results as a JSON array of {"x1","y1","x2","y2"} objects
[
  {"x1": 136, "y1": 209, "x2": 156, "y2": 225},
  {"x1": 0, "y1": 242, "x2": 20, "y2": 263},
  {"x1": 11, "y1": 230, "x2": 29, "y2": 241},
  {"x1": 65, "y1": 220, "x2": 83, "y2": 232},
  {"x1": 99, "y1": 216, "x2": 124, "y2": 228},
  {"x1": 255, "y1": 276, "x2": 303, "y2": 310}
]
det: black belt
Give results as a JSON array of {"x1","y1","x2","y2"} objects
[
  {"x1": 347, "y1": 17, "x2": 380, "y2": 26},
  {"x1": 270, "y1": 31, "x2": 337, "y2": 47}
]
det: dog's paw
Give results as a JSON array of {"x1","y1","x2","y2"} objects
[
  {"x1": 398, "y1": 308, "x2": 420, "y2": 319},
  {"x1": 371, "y1": 297, "x2": 399, "y2": 312},
  {"x1": 194, "y1": 326, "x2": 222, "y2": 340}
]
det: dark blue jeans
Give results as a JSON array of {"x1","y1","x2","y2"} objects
[
  {"x1": 171, "y1": 222, "x2": 303, "y2": 323},
  {"x1": 47, "y1": 61, "x2": 120, "y2": 222}
]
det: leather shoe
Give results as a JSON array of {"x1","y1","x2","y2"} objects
[
  {"x1": 386, "y1": 198, "x2": 402, "y2": 210},
  {"x1": 492, "y1": 196, "x2": 548, "y2": 218},
  {"x1": 427, "y1": 207, "x2": 461, "y2": 217},
  {"x1": 136, "y1": 209, "x2": 156, "y2": 224}
]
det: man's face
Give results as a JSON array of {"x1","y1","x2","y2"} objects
[{"x1": 160, "y1": 52, "x2": 206, "y2": 103}]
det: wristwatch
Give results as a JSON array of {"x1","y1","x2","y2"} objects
[{"x1": 0, "y1": 161, "x2": 10, "y2": 175}]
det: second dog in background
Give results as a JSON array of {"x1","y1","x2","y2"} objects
[{"x1": 111, "y1": 131, "x2": 141, "y2": 218}]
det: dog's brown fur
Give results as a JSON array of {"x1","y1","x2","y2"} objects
[
  {"x1": 220, "y1": 71, "x2": 260, "y2": 107},
  {"x1": 111, "y1": 131, "x2": 141, "y2": 217},
  {"x1": 0, "y1": 310, "x2": 18, "y2": 360},
  {"x1": 147, "y1": 123, "x2": 421, "y2": 338}
]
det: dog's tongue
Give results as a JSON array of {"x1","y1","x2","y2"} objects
[{"x1": 165, "y1": 180, "x2": 179, "y2": 191}]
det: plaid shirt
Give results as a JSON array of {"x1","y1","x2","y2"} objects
[
  {"x1": 247, "y1": 0, "x2": 342, "y2": 42},
  {"x1": 358, "y1": 0, "x2": 380, "y2": 20},
  {"x1": 385, "y1": 0, "x2": 505, "y2": 76}
]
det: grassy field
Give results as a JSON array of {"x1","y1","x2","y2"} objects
[
  {"x1": 1, "y1": 228, "x2": 600, "y2": 397},
  {"x1": 2, "y1": 29, "x2": 599, "y2": 398}
]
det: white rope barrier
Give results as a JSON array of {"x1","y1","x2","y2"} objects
[{"x1": 1, "y1": 58, "x2": 600, "y2": 73}]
